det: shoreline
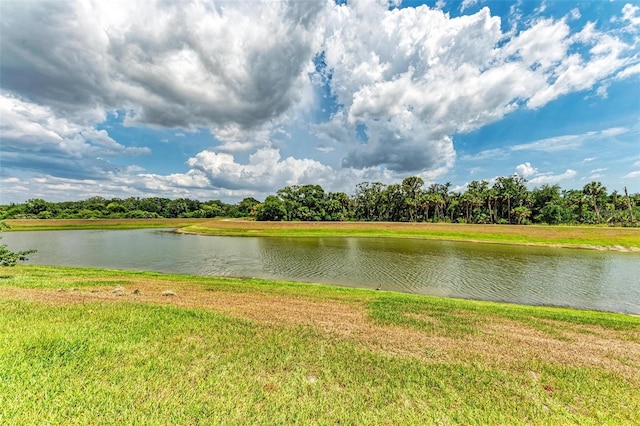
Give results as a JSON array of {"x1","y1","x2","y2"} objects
[
  {"x1": 177, "y1": 220, "x2": 640, "y2": 253},
  {"x1": 5, "y1": 218, "x2": 640, "y2": 252},
  {"x1": 176, "y1": 227, "x2": 640, "y2": 252}
]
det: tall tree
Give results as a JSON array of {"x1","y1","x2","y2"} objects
[
  {"x1": 493, "y1": 175, "x2": 528, "y2": 224},
  {"x1": 402, "y1": 176, "x2": 424, "y2": 222},
  {"x1": 583, "y1": 181, "x2": 606, "y2": 223},
  {"x1": 354, "y1": 182, "x2": 386, "y2": 221},
  {"x1": 624, "y1": 187, "x2": 636, "y2": 224}
]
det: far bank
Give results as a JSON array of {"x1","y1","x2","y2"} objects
[
  {"x1": 179, "y1": 220, "x2": 640, "y2": 252},
  {"x1": 5, "y1": 218, "x2": 640, "y2": 251}
]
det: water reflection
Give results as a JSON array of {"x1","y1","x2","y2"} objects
[{"x1": 3, "y1": 229, "x2": 638, "y2": 313}]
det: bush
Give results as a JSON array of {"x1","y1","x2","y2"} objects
[{"x1": 0, "y1": 222, "x2": 36, "y2": 267}]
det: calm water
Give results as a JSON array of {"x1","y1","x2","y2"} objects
[{"x1": 3, "y1": 229, "x2": 639, "y2": 313}]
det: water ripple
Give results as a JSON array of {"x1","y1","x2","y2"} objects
[{"x1": 4, "y1": 230, "x2": 639, "y2": 314}]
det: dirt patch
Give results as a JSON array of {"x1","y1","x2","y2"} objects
[{"x1": 1, "y1": 281, "x2": 639, "y2": 381}]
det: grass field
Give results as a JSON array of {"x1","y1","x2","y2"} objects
[
  {"x1": 180, "y1": 220, "x2": 640, "y2": 251},
  {"x1": 3, "y1": 218, "x2": 210, "y2": 231},
  {"x1": 6, "y1": 219, "x2": 640, "y2": 250},
  {"x1": 1, "y1": 265, "x2": 639, "y2": 424}
]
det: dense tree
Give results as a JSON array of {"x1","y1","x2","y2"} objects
[
  {"x1": 402, "y1": 176, "x2": 424, "y2": 222},
  {"x1": 1, "y1": 175, "x2": 638, "y2": 226},
  {"x1": 255, "y1": 196, "x2": 287, "y2": 221},
  {"x1": 354, "y1": 182, "x2": 387, "y2": 221},
  {"x1": 493, "y1": 175, "x2": 529, "y2": 224},
  {"x1": 237, "y1": 197, "x2": 261, "y2": 217}
]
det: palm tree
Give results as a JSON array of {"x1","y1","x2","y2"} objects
[{"x1": 583, "y1": 181, "x2": 606, "y2": 223}]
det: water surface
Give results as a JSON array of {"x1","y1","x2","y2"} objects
[{"x1": 3, "y1": 229, "x2": 639, "y2": 313}]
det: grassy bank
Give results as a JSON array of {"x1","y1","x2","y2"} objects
[
  {"x1": 1, "y1": 265, "x2": 639, "y2": 424},
  {"x1": 180, "y1": 220, "x2": 640, "y2": 251},
  {"x1": 3, "y1": 218, "x2": 210, "y2": 231},
  {"x1": 6, "y1": 219, "x2": 640, "y2": 250}
]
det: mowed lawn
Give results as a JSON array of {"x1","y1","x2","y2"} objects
[
  {"x1": 180, "y1": 220, "x2": 640, "y2": 250},
  {"x1": 4, "y1": 218, "x2": 211, "y2": 231},
  {"x1": 1, "y1": 265, "x2": 639, "y2": 424}
]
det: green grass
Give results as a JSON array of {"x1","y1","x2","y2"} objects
[
  {"x1": 1, "y1": 265, "x2": 639, "y2": 424},
  {"x1": 3, "y1": 218, "x2": 210, "y2": 231},
  {"x1": 180, "y1": 221, "x2": 640, "y2": 250}
]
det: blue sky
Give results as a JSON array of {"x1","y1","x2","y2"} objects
[{"x1": 1, "y1": 0, "x2": 639, "y2": 204}]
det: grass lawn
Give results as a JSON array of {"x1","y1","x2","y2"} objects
[
  {"x1": 3, "y1": 218, "x2": 211, "y2": 231},
  {"x1": 1, "y1": 265, "x2": 639, "y2": 424},
  {"x1": 180, "y1": 220, "x2": 640, "y2": 251},
  {"x1": 6, "y1": 219, "x2": 640, "y2": 250}
]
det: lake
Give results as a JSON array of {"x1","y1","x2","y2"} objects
[{"x1": 3, "y1": 228, "x2": 639, "y2": 314}]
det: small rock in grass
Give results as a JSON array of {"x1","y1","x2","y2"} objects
[
  {"x1": 112, "y1": 286, "x2": 125, "y2": 295},
  {"x1": 70, "y1": 287, "x2": 79, "y2": 292},
  {"x1": 57, "y1": 287, "x2": 65, "y2": 292},
  {"x1": 132, "y1": 289, "x2": 140, "y2": 295},
  {"x1": 162, "y1": 290, "x2": 176, "y2": 297}
]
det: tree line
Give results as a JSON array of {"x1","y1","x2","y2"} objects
[
  {"x1": 1, "y1": 176, "x2": 638, "y2": 226},
  {"x1": 0, "y1": 196, "x2": 260, "y2": 220},
  {"x1": 254, "y1": 176, "x2": 638, "y2": 226}
]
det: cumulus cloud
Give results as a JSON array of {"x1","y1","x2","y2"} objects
[
  {"x1": 1, "y1": 0, "x2": 640, "y2": 202},
  {"x1": 515, "y1": 162, "x2": 538, "y2": 177},
  {"x1": 0, "y1": 94, "x2": 149, "y2": 179},
  {"x1": 186, "y1": 148, "x2": 335, "y2": 192},
  {"x1": 621, "y1": 3, "x2": 640, "y2": 27},
  {"x1": 1, "y1": 0, "x2": 324, "y2": 133},
  {"x1": 317, "y1": 1, "x2": 637, "y2": 173},
  {"x1": 319, "y1": 4, "x2": 528, "y2": 172}
]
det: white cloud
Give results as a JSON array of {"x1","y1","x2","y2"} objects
[
  {"x1": 511, "y1": 127, "x2": 628, "y2": 152},
  {"x1": 621, "y1": 3, "x2": 640, "y2": 26},
  {"x1": 1, "y1": 0, "x2": 325, "y2": 134},
  {"x1": 527, "y1": 23, "x2": 633, "y2": 108},
  {"x1": 460, "y1": 0, "x2": 479, "y2": 13},
  {"x1": 0, "y1": 94, "x2": 150, "y2": 178},
  {"x1": 460, "y1": 148, "x2": 507, "y2": 161},
  {"x1": 186, "y1": 148, "x2": 335, "y2": 192},
  {"x1": 512, "y1": 134, "x2": 585, "y2": 152},
  {"x1": 624, "y1": 171, "x2": 640, "y2": 178},
  {"x1": 529, "y1": 169, "x2": 577, "y2": 184},
  {"x1": 319, "y1": 1, "x2": 638, "y2": 173},
  {"x1": 594, "y1": 85, "x2": 609, "y2": 99},
  {"x1": 1, "y1": 177, "x2": 21, "y2": 185},
  {"x1": 136, "y1": 170, "x2": 211, "y2": 191},
  {"x1": 616, "y1": 63, "x2": 640, "y2": 80},
  {"x1": 1, "y1": 0, "x2": 640, "y2": 201},
  {"x1": 320, "y1": 3, "x2": 543, "y2": 172},
  {"x1": 515, "y1": 162, "x2": 538, "y2": 177},
  {"x1": 569, "y1": 8, "x2": 581, "y2": 20}
]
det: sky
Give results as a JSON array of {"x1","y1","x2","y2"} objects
[{"x1": 1, "y1": 0, "x2": 639, "y2": 204}]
